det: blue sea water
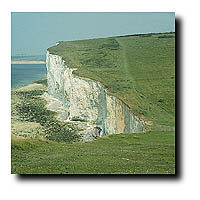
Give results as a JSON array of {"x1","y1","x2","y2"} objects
[{"x1": 11, "y1": 64, "x2": 47, "y2": 89}]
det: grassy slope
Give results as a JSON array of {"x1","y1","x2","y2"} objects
[
  {"x1": 12, "y1": 131, "x2": 174, "y2": 174},
  {"x1": 48, "y1": 33, "x2": 175, "y2": 130}
]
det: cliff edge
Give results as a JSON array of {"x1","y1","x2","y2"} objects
[{"x1": 45, "y1": 50, "x2": 145, "y2": 139}]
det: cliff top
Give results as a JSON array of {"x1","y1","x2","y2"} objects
[{"x1": 47, "y1": 32, "x2": 175, "y2": 130}]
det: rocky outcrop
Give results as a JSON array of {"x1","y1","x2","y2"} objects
[{"x1": 46, "y1": 50, "x2": 145, "y2": 139}]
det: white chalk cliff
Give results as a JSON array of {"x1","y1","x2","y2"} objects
[{"x1": 46, "y1": 50, "x2": 145, "y2": 141}]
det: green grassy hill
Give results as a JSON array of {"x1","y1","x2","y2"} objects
[
  {"x1": 12, "y1": 131, "x2": 175, "y2": 174},
  {"x1": 48, "y1": 32, "x2": 175, "y2": 131}
]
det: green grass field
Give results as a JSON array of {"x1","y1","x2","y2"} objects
[
  {"x1": 12, "y1": 131, "x2": 175, "y2": 174},
  {"x1": 11, "y1": 32, "x2": 175, "y2": 174}
]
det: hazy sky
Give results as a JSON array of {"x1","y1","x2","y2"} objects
[{"x1": 11, "y1": 12, "x2": 175, "y2": 56}]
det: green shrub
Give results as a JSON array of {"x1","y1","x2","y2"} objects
[
  {"x1": 33, "y1": 79, "x2": 48, "y2": 86},
  {"x1": 71, "y1": 116, "x2": 87, "y2": 122}
]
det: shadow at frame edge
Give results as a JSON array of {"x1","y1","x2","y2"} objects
[
  {"x1": 175, "y1": 17, "x2": 182, "y2": 179},
  {"x1": 16, "y1": 173, "x2": 178, "y2": 181}
]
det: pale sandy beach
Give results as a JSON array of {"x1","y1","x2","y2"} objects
[{"x1": 11, "y1": 60, "x2": 46, "y2": 64}]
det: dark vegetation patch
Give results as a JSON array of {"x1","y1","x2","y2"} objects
[
  {"x1": 114, "y1": 32, "x2": 174, "y2": 38},
  {"x1": 71, "y1": 116, "x2": 88, "y2": 122},
  {"x1": 158, "y1": 35, "x2": 175, "y2": 39},
  {"x1": 139, "y1": 34, "x2": 153, "y2": 37},
  {"x1": 33, "y1": 79, "x2": 48, "y2": 86}
]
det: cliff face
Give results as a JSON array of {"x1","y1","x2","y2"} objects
[{"x1": 46, "y1": 51, "x2": 144, "y2": 138}]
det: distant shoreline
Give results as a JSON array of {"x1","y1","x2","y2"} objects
[{"x1": 11, "y1": 60, "x2": 46, "y2": 64}]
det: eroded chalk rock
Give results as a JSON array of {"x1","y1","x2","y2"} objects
[{"x1": 46, "y1": 50, "x2": 145, "y2": 139}]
